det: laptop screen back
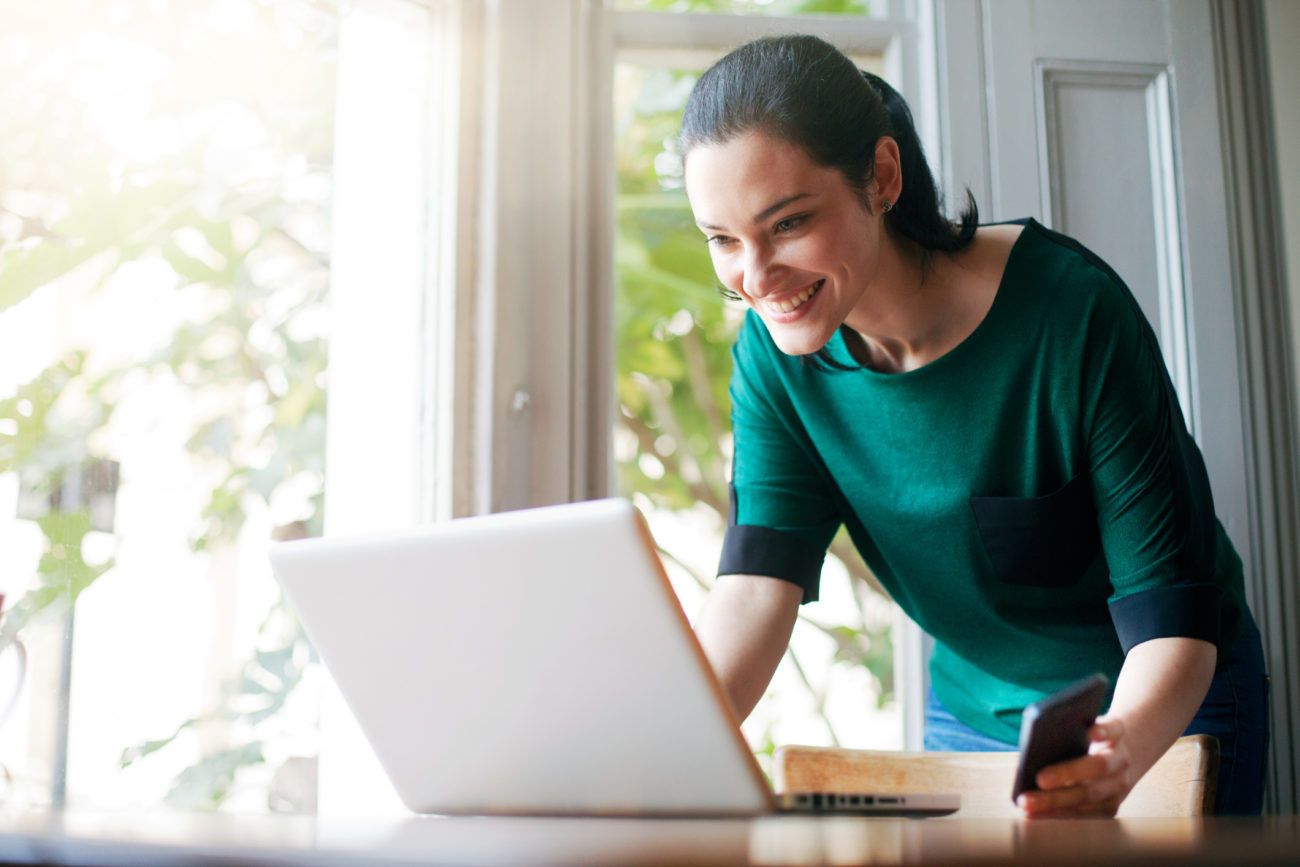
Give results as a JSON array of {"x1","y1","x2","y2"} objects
[{"x1": 269, "y1": 498, "x2": 772, "y2": 815}]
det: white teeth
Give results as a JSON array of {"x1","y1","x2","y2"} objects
[{"x1": 766, "y1": 281, "x2": 821, "y2": 315}]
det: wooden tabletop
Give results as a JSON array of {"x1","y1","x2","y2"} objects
[{"x1": 0, "y1": 811, "x2": 1296, "y2": 866}]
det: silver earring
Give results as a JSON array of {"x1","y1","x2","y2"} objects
[{"x1": 881, "y1": 199, "x2": 893, "y2": 213}]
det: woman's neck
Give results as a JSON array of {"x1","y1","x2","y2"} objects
[
  {"x1": 842, "y1": 235, "x2": 959, "y2": 373},
  {"x1": 841, "y1": 225, "x2": 1018, "y2": 374}
]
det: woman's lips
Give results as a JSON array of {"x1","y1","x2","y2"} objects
[{"x1": 761, "y1": 279, "x2": 824, "y2": 317}]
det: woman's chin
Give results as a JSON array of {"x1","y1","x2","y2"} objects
[{"x1": 770, "y1": 329, "x2": 834, "y2": 358}]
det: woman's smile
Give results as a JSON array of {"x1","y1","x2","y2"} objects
[{"x1": 757, "y1": 279, "x2": 824, "y2": 320}]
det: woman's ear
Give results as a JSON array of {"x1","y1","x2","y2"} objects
[{"x1": 873, "y1": 137, "x2": 903, "y2": 211}]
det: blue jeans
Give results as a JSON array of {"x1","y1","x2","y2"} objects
[{"x1": 923, "y1": 613, "x2": 1270, "y2": 815}]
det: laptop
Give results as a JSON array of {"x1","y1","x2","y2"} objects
[{"x1": 268, "y1": 498, "x2": 959, "y2": 818}]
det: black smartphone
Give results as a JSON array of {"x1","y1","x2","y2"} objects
[{"x1": 1011, "y1": 673, "x2": 1109, "y2": 803}]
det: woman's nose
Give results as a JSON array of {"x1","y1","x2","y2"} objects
[{"x1": 741, "y1": 245, "x2": 782, "y2": 298}]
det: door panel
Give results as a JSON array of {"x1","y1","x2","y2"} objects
[{"x1": 1036, "y1": 63, "x2": 1191, "y2": 424}]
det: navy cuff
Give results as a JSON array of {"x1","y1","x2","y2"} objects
[
  {"x1": 1108, "y1": 583, "x2": 1221, "y2": 653},
  {"x1": 718, "y1": 525, "x2": 825, "y2": 604}
]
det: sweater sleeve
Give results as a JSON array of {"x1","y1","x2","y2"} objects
[
  {"x1": 1078, "y1": 257, "x2": 1222, "y2": 653},
  {"x1": 718, "y1": 314, "x2": 841, "y2": 603}
]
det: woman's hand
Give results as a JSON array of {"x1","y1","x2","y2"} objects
[
  {"x1": 1016, "y1": 636, "x2": 1216, "y2": 818},
  {"x1": 1016, "y1": 716, "x2": 1133, "y2": 817}
]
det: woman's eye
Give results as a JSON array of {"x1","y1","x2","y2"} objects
[
  {"x1": 706, "y1": 234, "x2": 734, "y2": 248},
  {"x1": 775, "y1": 215, "x2": 806, "y2": 233}
]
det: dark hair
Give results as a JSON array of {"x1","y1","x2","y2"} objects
[{"x1": 680, "y1": 34, "x2": 978, "y2": 367}]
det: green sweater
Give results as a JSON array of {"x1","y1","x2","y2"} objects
[{"x1": 718, "y1": 219, "x2": 1247, "y2": 744}]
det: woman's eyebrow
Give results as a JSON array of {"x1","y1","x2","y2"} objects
[
  {"x1": 753, "y1": 193, "x2": 813, "y2": 223},
  {"x1": 696, "y1": 192, "x2": 814, "y2": 231}
]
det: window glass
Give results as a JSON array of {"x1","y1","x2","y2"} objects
[
  {"x1": 612, "y1": 50, "x2": 902, "y2": 769},
  {"x1": 0, "y1": 0, "x2": 335, "y2": 812}
]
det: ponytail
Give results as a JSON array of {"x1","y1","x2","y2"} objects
[{"x1": 861, "y1": 71, "x2": 977, "y2": 253}]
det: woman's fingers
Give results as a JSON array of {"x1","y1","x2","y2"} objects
[
  {"x1": 1018, "y1": 775, "x2": 1127, "y2": 816},
  {"x1": 1036, "y1": 749, "x2": 1126, "y2": 790},
  {"x1": 1018, "y1": 732, "x2": 1133, "y2": 818}
]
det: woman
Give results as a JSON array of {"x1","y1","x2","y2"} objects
[{"x1": 682, "y1": 34, "x2": 1269, "y2": 816}]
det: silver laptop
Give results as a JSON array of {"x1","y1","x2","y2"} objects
[{"x1": 268, "y1": 498, "x2": 959, "y2": 818}]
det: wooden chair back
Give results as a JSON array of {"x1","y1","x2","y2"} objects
[{"x1": 773, "y1": 734, "x2": 1218, "y2": 817}]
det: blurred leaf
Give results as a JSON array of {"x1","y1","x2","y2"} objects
[
  {"x1": 163, "y1": 742, "x2": 267, "y2": 810},
  {"x1": 0, "y1": 242, "x2": 110, "y2": 315},
  {"x1": 120, "y1": 731, "x2": 188, "y2": 769}
]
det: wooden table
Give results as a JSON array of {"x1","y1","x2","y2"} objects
[{"x1": 0, "y1": 811, "x2": 1296, "y2": 866}]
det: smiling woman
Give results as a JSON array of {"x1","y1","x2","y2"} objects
[{"x1": 682, "y1": 33, "x2": 1268, "y2": 817}]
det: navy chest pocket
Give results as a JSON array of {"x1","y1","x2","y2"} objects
[{"x1": 969, "y1": 473, "x2": 1103, "y2": 588}]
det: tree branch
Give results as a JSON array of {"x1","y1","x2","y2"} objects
[
  {"x1": 656, "y1": 544, "x2": 713, "y2": 594},
  {"x1": 783, "y1": 645, "x2": 842, "y2": 748},
  {"x1": 829, "y1": 535, "x2": 889, "y2": 600}
]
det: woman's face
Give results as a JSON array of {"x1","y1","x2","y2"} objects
[{"x1": 684, "y1": 131, "x2": 884, "y2": 357}]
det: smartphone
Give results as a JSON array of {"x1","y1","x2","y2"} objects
[{"x1": 1011, "y1": 673, "x2": 1109, "y2": 802}]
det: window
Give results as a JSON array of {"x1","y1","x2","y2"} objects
[{"x1": 0, "y1": 0, "x2": 336, "y2": 811}]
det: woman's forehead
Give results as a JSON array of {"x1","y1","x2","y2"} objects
[
  {"x1": 684, "y1": 133, "x2": 841, "y2": 216},
  {"x1": 685, "y1": 132, "x2": 811, "y2": 175}
]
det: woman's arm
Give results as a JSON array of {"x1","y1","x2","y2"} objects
[
  {"x1": 694, "y1": 573, "x2": 804, "y2": 722},
  {"x1": 1017, "y1": 635, "x2": 1217, "y2": 817}
]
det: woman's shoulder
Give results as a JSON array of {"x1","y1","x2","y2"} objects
[
  {"x1": 990, "y1": 220, "x2": 1138, "y2": 309},
  {"x1": 932, "y1": 223, "x2": 1026, "y2": 331},
  {"x1": 958, "y1": 222, "x2": 1026, "y2": 287},
  {"x1": 998, "y1": 222, "x2": 1158, "y2": 360},
  {"x1": 1005, "y1": 220, "x2": 1122, "y2": 286},
  {"x1": 975, "y1": 221, "x2": 1027, "y2": 253}
]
